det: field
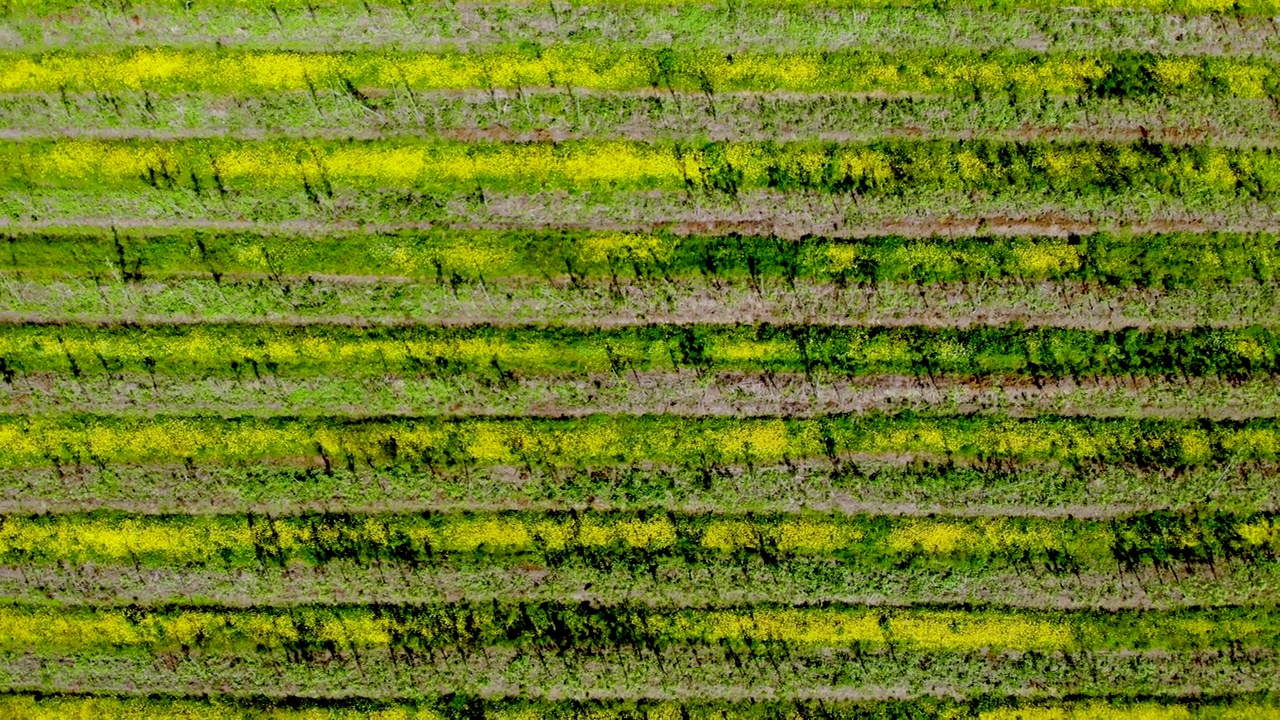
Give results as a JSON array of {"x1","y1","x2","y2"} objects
[{"x1": 2, "y1": 0, "x2": 1280, "y2": 717}]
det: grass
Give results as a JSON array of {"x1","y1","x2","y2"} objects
[
  {"x1": 6, "y1": 89, "x2": 1280, "y2": 143},
  {"x1": 2, "y1": 644, "x2": 1278, "y2": 700},
  {"x1": 2, "y1": 323, "x2": 1278, "y2": 380},
  {"x1": 4, "y1": 228, "x2": 1279, "y2": 331},
  {"x1": 2, "y1": 0, "x2": 1276, "y2": 14},
  {"x1": 4, "y1": 48, "x2": 1278, "y2": 100},
  {"x1": 8, "y1": 549, "x2": 1280, "y2": 609},
  {"x1": 2, "y1": 454, "x2": 1279, "y2": 516},
  {"x1": 6, "y1": 93, "x2": 1280, "y2": 147},
  {"x1": 0, "y1": 509, "x2": 1161, "y2": 565},
  {"x1": 0, "y1": 509, "x2": 1274, "y2": 602},
  {"x1": 2, "y1": 696, "x2": 1280, "y2": 720},
  {"x1": 6, "y1": 227, "x2": 1280, "y2": 286},
  {"x1": 10, "y1": 6, "x2": 1280, "y2": 57},
  {"x1": 3, "y1": 602, "x2": 1279, "y2": 653},
  {"x1": 0, "y1": 48, "x2": 1121, "y2": 95},
  {"x1": 5, "y1": 274, "x2": 1279, "y2": 331},
  {"x1": 5, "y1": 137, "x2": 1277, "y2": 198},
  {"x1": 15, "y1": 184, "x2": 1280, "y2": 229},
  {"x1": 3, "y1": 413, "x2": 1280, "y2": 469},
  {"x1": 5, "y1": 0, "x2": 1280, "y2": 710},
  {"x1": 12, "y1": 372, "x2": 1280, "y2": 422}
]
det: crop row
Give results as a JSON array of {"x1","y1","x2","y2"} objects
[
  {"x1": 4, "y1": 324, "x2": 1278, "y2": 379},
  {"x1": 11, "y1": 228, "x2": 1280, "y2": 288},
  {"x1": 4, "y1": 414, "x2": 1280, "y2": 468},
  {"x1": 2, "y1": 696, "x2": 1279, "y2": 720},
  {"x1": 3, "y1": 49, "x2": 1271, "y2": 98},
  {"x1": 3, "y1": 602, "x2": 1280, "y2": 653},
  {"x1": 0, "y1": 509, "x2": 1272, "y2": 567},
  {"x1": 6, "y1": 139, "x2": 1274, "y2": 200}
]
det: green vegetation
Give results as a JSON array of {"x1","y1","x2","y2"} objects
[
  {"x1": 5, "y1": 454, "x2": 1280, "y2": 515},
  {"x1": 6, "y1": 138, "x2": 1280, "y2": 230},
  {"x1": 2, "y1": 696, "x2": 1280, "y2": 720},
  {"x1": 3, "y1": 138, "x2": 1275, "y2": 199},
  {"x1": 2, "y1": 48, "x2": 1275, "y2": 99},
  {"x1": 9, "y1": 508, "x2": 1277, "y2": 567},
  {"x1": 5, "y1": 0, "x2": 1279, "y2": 15},
  {"x1": 5, "y1": 0, "x2": 1280, "y2": 712},
  {"x1": 5, "y1": 93, "x2": 1280, "y2": 146},
  {"x1": 10, "y1": 6, "x2": 1280, "y2": 58},
  {"x1": 2, "y1": 323, "x2": 1279, "y2": 380},
  {"x1": 3, "y1": 413, "x2": 1279, "y2": 469},
  {"x1": 4, "y1": 601, "x2": 1280, "y2": 654},
  {"x1": 8, "y1": 228, "x2": 1280, "y2": 286}
]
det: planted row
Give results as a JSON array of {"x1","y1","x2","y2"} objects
[
  {"x1": 7, "y1": 49, "x2": 1262, "y2": 98},
  {"x1": 2, "y1": 509, "x2": 1274, "y2": 569},
  {"x1": 4, "y1": 138, "x2": 1276, "y2": 199},
  {"x1": 4, "y1": 324, "x2": 1278, "y2": 380},
  {"x1": 0, "y1": 602, "x2": 1276, "y2": 653},
  {"x1": 11, "y1": 228, "x2": 1280, "y2": 288},
  {"x1": 0, "y1": 49, "x2": 1107, "y2": 95},
  {"x1": 3, "y1": 414, "x2": 1280, "y2": 468}
]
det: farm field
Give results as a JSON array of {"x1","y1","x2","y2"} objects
[{"x1": 3, "y1": 0, "x2": 1280, "y2": 717}]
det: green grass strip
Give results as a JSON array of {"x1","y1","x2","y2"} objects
[
  {"x1": 0, "y1": 509, "x2": 1271, "y2": 569},
  {"x1": 2, "y1": 697, "x2": 1280, "y2": 720},
  {"x1": 6, "y1": 458, "x2": 1275, "y2": 516},
  {"x1": 3, "y1": 0, "x2": 1276, "y2": 16},
  {"x1": 0, "y1": 696, "x2": 1279, "y2": 720},
  {"x1": 0, "y1": 602, "x2": 1274, "y2": 653},
  {"x1": 2, "y1": 49, "x2": 1271, "y2": 98},
  {"x1": 3, "y1": 93, "x2": 1277, "y2": 147},
  {"x1": 2, "y1": 138, "x2": 1274, "y2": 199},
  {"x1": 9, "y1": 7, "x2": 1276, "y2": 61},
  {"x1": 2, "y1": 324, "x2": 1277, "y2": 380},
  {"x1": 9, "y1": 228, "x2": 1280, "y2": 288},
  {"x1": 1, "y1": 414, "x2": 1277, "y2": 468}
]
